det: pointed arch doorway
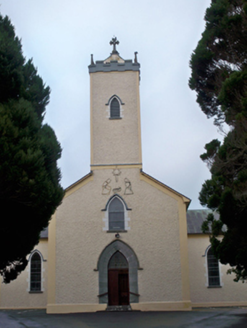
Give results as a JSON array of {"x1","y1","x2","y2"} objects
[
  {"x1": 97, "y1": 240, "x2": 139, "y2": 305},
  {"x1": 108, "y1": 251, "x2": 129, "y2": 306}
]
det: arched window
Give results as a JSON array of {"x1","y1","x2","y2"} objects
[
  {"x1": 106, "y1": 95, "x2": 124, "y2": 119},
  {"x1": 30, "y1": 252, "x2": 42, "y2": 292},
  {"x1": 102, "y1": 195, "x2": 131, "y2": 232},
  {"x1": 207, "y1": 247, "x2": 220, "y2": 287},
  {"x1": 109, "y1": 197, "x2": 124, "y2": 230},
  {"x1": 110, "y1": 98, "x2": 120, "y2": 118}
]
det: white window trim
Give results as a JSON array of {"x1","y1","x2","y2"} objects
[
  {"x1": 103, "y1": 195, "x2": 130, "y2": 231},
  {"x1": 105, "y1": 95, "x2": 124, "y2": 119},
  {"x1": 204, "y1": 245, "x2": 223, "y2": 287},
  {"x1": 26, "y1": 249, "x2": 45, "y2": 292}
]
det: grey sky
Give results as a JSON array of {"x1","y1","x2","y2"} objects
[{"x1": 1, "y1": 0, "x2": 218, "y2": 209}]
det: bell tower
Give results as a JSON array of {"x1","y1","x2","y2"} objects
[{"x1": 88, "y1": 37, "x2": 142, "y2": 169}]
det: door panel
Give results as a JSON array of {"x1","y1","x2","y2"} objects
[
  {"x1": 108, "y1": 269, "x2": 119, "y2": 306},
  {"x1": 108, "y1": 269, "x2": 129, "y2": 306},
  {"x1": 118, "y1": 273, "x2": 129, "y2": 305}
]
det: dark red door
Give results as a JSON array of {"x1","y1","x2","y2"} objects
[
  {"x1": 108, "y1": 269, "x2": 119, "y2": 306},
  {"x1": 108, "y1": 269, "x2": 129, "y2": 306},
  {"x1": 118, "y1": 273, "x2": 129, "y2": 305}
]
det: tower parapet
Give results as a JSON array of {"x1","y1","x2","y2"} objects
[
  {"x1": 88, "y1": 60, "x2": 140, "y2": 73},
  {"x1": 89, "y1": 37, "x2": 140, "y2": 74}
]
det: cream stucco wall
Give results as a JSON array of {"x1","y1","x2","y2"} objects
[
  {"x1": 188, "y1": 235, "x2": 247, "y2": 307},
  {"x1": 50, "y1": 167, "x2": 190, "y2": 312},
  {"x1": 0, "y1": 239, "x2": 48, "y2": 309},
  {"x1": 90, "y1": 71, "x2": 142, "y2": 166}
]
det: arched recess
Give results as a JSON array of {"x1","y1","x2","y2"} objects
[
  {"x1": 102, "y1": 194, "x2": 131, "y2": 211},
  {"x1": 28, "y1": 249, "x2": 45, "y2": 262},
  {"x1": 206, "y1": 246, "x2": 221, "y2": 287},
  {"x1": 102, "y1": 194, "x2": 131, "y2": 232},
  {"x1": 97, "y1": 240, "x2": 139, "y2": 304},
  {"x1": 105, "y1": 95, "x2": 124, "y2": 119},
  {"x1": 28, "y1": 250, "x2": 44, "y2": 292},
  {"x1": 105, "y1": 94, "x2": 125, "y2": 106}
]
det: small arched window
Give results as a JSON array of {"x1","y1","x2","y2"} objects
[
  {"x1": 109, "y1": 197, "x2": 124, "y2": 230},
  {"x1": 110, "y1": 98, "x2": 120, "y2": 118},
  {"x1": 30, "y1": 252, "x2": 42, "y2": 292},
  {"x1": 102, "y1": 195, "x2": 131, "y2": 232},
  {"x1": 207, "y1": 247, "x2": 220, "y2": 287}
]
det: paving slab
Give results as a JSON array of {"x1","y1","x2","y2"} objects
[{"x1": 0, "y1": 307, "x2": 247, "y2": 328}]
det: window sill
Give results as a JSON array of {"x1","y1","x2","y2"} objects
[
  {"x1": 29, "y1": 291, "x2": 43, "y2": 294},
  {"x1": 109, "y1": 117, "x2": 122, "y2": 120},
  {"x1": 107, "y1": 230, "x2": 127, "y2": 233},
  {"x1": 207, "y1": 286, "x2": 222, "y2": 288}
]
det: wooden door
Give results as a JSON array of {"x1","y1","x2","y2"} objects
[
  {"x1": 108, "y1": 269, "x2": 119, "y2": 306},
  {"x1": 108, "y1": 269, "x2": 129, "y2": 306},
  {"x1": 118, "y1": 272, "x2": 129, "y2": 305}
]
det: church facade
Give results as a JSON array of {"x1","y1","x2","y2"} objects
[{"x1": 0, "y1": 39, "x2": 246, "y2": 313}]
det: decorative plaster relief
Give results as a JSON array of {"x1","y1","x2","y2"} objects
[
  {"x1": 112, "y1": 168, "x2": 121, "y2": 182},
  {"x1": 102, "y1": 178, "x2": 111, "y2": 195},
  {"x1": 102, "y1": 175, "x2": 134, "y2": 196},
  {"x1": 113, "y1": 187, "x2": 121, "y2": 193},
  {"x1": 124, "y1": 178, "x2": 133, "y2": 195}
]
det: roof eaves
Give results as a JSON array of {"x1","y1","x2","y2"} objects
[
  {"x1": 65, "y1": 171, "x2": 93, "y2": 195},
  {"x1": 140, "y1": 169, "x2": 191, "y2": 208}
]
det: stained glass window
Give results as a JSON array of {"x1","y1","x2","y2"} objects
[
  {"x1": 110, "y1": 98, "x2": 120, "y2": 118},
  {"x1": 109, "y1": 197, "x2": 124, "y2": 230},
  {"x1": 30, "y1": 252, "x2": 41, "y2": 291}
]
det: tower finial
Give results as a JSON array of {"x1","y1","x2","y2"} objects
[
  {"x1": 90, "y1": 54, "x2": 95, "y2": 65},
  {"x1": 110, "y1": 36, "x2": 119, "y2": 55},
  {"x1": 134, "y1": 52, "x2": 138, "y2": 64}
]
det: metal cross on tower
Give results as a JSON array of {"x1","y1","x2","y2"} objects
[{"x1": 110, "y1": 37, "x2": 119, "y2": 54}]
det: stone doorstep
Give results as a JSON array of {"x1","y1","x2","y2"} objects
[{"x1": 106, "y1": 305, "x2": 132, "y2": 312}]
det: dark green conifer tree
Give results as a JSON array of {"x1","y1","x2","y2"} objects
[
  {"x1": 0, "y1": 14, "x2": 64, "y2": 283},
  {"x1": 189, "y1": 0, "x2": 247, "y2": 281}
]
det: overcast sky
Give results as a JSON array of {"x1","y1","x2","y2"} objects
[{"x1": 1, "y1": 0, "x2": 220, "y2": 209}]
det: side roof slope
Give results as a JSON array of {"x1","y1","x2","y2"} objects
[{"x1": 186, "y1": 209, "x2": 220, "y2": 234}]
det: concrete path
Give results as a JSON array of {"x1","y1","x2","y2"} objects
[{"x1": 0, "y1": 307, "x2": 247, "y2": 328}]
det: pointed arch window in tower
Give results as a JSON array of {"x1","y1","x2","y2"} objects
[
  {"x1": 110, "y1": 98, "x2": 120, "y2": 118},
  {"x1": 109, "y1": 197, "x2": 124, "y2": 230}
]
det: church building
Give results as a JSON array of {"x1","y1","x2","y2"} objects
[{"x1": 0, "y1": 38, "x2": 246, "y2": 313}]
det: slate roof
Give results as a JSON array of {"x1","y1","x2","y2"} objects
[
  {"x1": 40, "y1": 227, "x2": 48, "y2": 239},
  {"x1": 186, "y1": 209, "x2": 220, "y2": 234}
]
